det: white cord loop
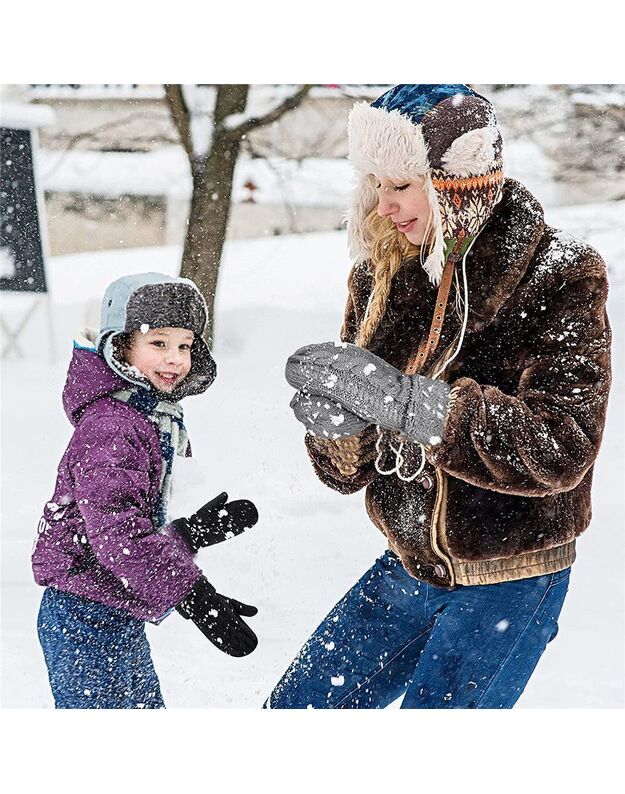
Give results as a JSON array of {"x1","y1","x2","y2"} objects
[
  {"x1": 374, "y1": 426, "x2": 426, "y2": 481},
  {"x1": 374, "y1": 230, "x2": 482, "y2": 483}
]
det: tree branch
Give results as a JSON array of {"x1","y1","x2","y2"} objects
[
  {"x1": 38, "y1": 111, "x2": 177, "y2": 181},
  {"x1": 225, "y1": 84, "x2": 315, "y2": 139},
  {"x1": 164, "y1": 84, "x2": 194, "y2": 163}
]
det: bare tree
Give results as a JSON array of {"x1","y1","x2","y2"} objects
[{"x1": 164, "y1": 84, "x2": 313, "y2": 347}]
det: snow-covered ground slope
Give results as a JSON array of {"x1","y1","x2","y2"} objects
[{"x1": 2, "y1": 201, "x2": 623, "y2": 708}]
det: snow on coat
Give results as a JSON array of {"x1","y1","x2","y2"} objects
[
  {"x1": 32, "y1": 345, "x2": 202, "y2": 622},
  {"x1": 305, "y1": 178, "x2": 612, "y2": 588}
]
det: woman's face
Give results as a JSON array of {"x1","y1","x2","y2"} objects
[{"x1": 374, "y1": 176, "x2": 431, "y2": 245}]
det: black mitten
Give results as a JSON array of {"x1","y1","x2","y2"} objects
[
  {"x1": 176, "y1": 576, "x2": 258, "y2": 657},
  {"x1": 171, "y1": 492, "x2": 259, "y2": 554}
]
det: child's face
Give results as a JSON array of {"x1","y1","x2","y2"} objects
[
  {"x1": 373, "y1": 175, "x2": 432, "y2": 245},
  {"x1": 125, "y1": 327, "x2": 194, "y2": 392}
]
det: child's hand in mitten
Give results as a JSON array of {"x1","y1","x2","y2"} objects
[
  {"x1": 171, "y1": 492, "x2": 258, "y2": 554},
  {"x1": 176, "y1": 576, "x2": 258, "y2": 657}
]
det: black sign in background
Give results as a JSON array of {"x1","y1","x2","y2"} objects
[{"x1": 0, "y1": 127, "x2": 47, "y2": 293}]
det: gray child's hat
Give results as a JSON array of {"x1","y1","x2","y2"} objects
[{"x1": 95, "y1": 272, "x2": 216, "y2": 400}]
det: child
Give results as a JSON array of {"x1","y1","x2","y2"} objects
[
  {"x1": 266, "y1": 84, "x2": 612, "y2": 708},
  {"x1": 32, "y1": 272, "x2": 259, "y2": 708}
]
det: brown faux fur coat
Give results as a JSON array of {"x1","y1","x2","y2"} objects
[{"x1": 304, "y1": 178, "x2": 612, "y2": 587}]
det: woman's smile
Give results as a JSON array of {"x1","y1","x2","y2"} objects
[{"x1": 394, "y1": 218, "x2": 418, "y2": 232}]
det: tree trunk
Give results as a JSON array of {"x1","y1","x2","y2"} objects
[{"x1": 180, "y1": 85, "x2": 249, "y2": 348}]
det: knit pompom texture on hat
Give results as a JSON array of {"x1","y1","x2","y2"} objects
[{"x1": 346, "y1": 84, "x2": 505, "y2": 285}]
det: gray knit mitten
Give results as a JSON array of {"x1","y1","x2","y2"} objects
[
  {"x1": 289, "y1": 390, "x2": 371, "y2": 439},
  {"x1": 285, "y1": 341, "x2": 450, "y2": 446}
]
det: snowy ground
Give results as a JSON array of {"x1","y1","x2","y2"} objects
[{"x1": 1, "y1": 202, "x2": 624, "y2": 708}]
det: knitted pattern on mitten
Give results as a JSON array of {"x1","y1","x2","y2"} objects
[
  {"x1": 290, "y1": 390, "x2": 371, "y2": 439},
  {"x1": 285, "y1": 342, "x2": 450, "y2": 446}
]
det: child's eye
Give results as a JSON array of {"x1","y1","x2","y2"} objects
[
  {"x1": 180, "y1": 344, "x2": 191, "y2": 351},
  {"x1": 151, "y1": 340, "x2": 165, "y2": 348}
]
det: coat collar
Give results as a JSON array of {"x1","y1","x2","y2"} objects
[{"x1": 462, "y1": 177, "x2": 545, "y2": 332}]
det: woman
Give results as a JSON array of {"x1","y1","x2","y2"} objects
[{"x1": 266, "y1": 84, "x2": 612, "y2": 708}]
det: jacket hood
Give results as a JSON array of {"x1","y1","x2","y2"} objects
[
  {"x1": 347, "y1": 84, "x2": 505, "y2": 285},
  {"x1": 94, "y1": 272, "x2": 216, "y2": 401},
  {"x1": 62, "y1": 336, "x2": 131, "y2": 426}
]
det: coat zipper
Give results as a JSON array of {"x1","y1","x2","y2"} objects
[{"x1": 429, "y1": 467, "x2": 455, "y2": 586}]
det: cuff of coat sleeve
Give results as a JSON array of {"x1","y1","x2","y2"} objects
[
  {"x1": 427, "y1": 377, "x2": 481, "y2": 463},
  {"x1": 165, "y1": 518, "x2": 199, "y2": 555}
]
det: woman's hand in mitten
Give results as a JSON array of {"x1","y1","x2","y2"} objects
[
  {"x1": 176, "y1": 576, "x2": 258, "y2": 657},
  {"x1": 285, "y1": 341, "x2": 450, "y2": 446},
  {"x1": 289, "y1": 390, "x2": 371, "y2": 439},
  {"x1": 171, "y1": 492, "x2": 259, "y2": 554}
]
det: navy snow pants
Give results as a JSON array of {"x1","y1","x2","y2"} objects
[{"x1": 37, "y1": 587, "x2": 165, "y2": 709}]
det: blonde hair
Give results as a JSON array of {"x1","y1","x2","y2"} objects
[{"x1": 355, "y1": 203, "x2": 434, "y2": 349}]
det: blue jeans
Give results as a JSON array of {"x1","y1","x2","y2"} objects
[
  {"x1": 266, "y1": 550, "x2": 570, "y2": 709},
  {"x1": 37, "y1": 587, "x2": 165, "y2": 709}
]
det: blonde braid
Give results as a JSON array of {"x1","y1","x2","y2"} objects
[{"x1": 312, "y1": 188, "x2": 432, "y2": 476}]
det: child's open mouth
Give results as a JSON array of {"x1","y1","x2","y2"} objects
[{"x1": 154, "y1": 371, "x2": 180, "y2": 388}]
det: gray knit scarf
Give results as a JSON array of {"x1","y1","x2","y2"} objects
[{"x1": 112, "y1": 387, "x2": 189, "y2": 528}]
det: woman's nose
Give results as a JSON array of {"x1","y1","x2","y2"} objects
[{"x1": 377, "y1": 193, "x2": 397, "y2": 218}]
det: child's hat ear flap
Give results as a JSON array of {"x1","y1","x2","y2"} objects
[{"x1": 190, "y1": 336, "x2": 217, "y2": 391}]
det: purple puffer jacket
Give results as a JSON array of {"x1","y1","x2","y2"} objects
[{"x1": 32, "y1": 345, "x2": 202, "y2": 622}]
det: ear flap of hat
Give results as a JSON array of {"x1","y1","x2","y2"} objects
[
  {"x1": 99, "y1": 330, "x2": 150, "y2": 388},
  {"x1": 441, "y1": 125, "x2": 500, "y2": 177},
  {"x1": 346, "y1": 172, "x2": 378, "y2": 261},
  {"x1": 182, "y1": 335, "x2": 216, "y2": 398},
  {"x1": 421, "y1": 175, "x2": 447, "y2": 285}
]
